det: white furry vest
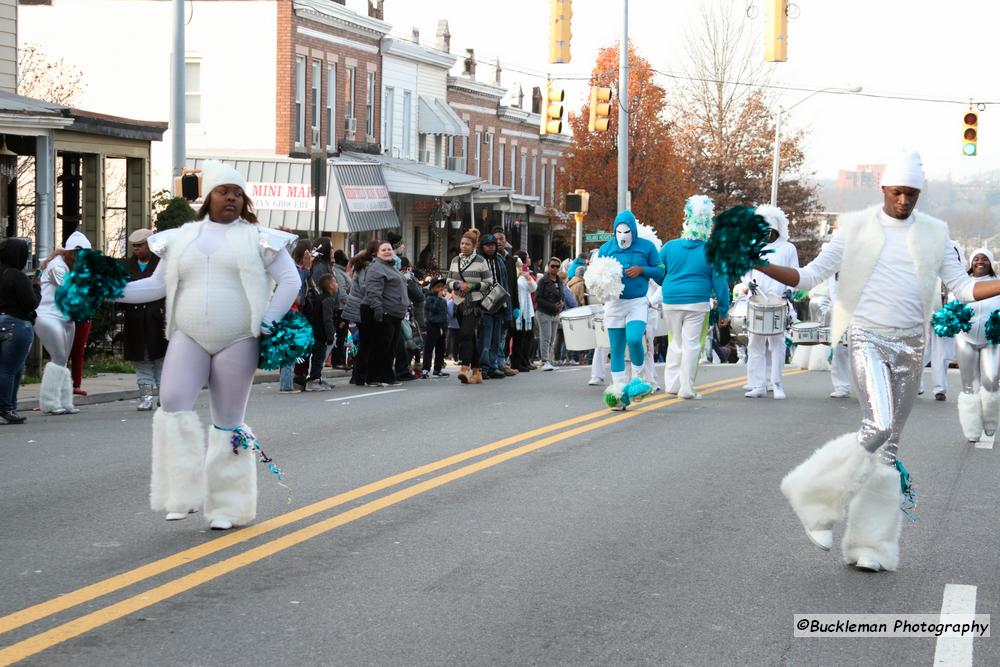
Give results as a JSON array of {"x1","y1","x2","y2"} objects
[
  {"x1": 830, "y1": 205, "x2": 948, "y2": 343},
  {"x1": 163, "y1": 221, "x2": 272, "y2": 340}
]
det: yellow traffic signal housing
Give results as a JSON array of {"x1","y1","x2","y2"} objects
[
  {"x1": 549, "y1": 0, "x2": 572, "y2": 64},
  {"x1": 764, "y1": 0, "x2": 788, "y2": 62},
  {"x1": 588, "y1": 86, "x2": 613, "y2": 132},
  {"x1": 963, "y1": 110, "x2": 979, "y2": 156},
  {"x1": 565, "y1": 188, "x2": 589, "y2": 214},
  {"x1": 539, "y1": 81, "x2": 565, "y2": 135}
]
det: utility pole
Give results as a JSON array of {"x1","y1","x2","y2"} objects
[
  {"x1": 616, "y1": 0, "x2": 629, "y2": 213},
  {"x1": 171, "y1": 0, "x2": 186, "y2": 178}
]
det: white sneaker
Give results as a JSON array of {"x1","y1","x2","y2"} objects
[
  {"x1": 744, "y1": 387, "x2": 767, "y2": 398},
  {"x1": 772, "y1": 384, "x2": 786, "y2": 400},
  {"x1": 542, "y1": 362, "x2": 555, "y2": 371},
  {"x1": 854, "y1": 556, "x2": 881, "y2": 572},
  {"x1": 678, "y1": 391, "x2": 702, "y2": 400},
  {"x1": 588, "y1": 377, "x2": 604, "y2": 386},
  {"x1": 165, "y1": 509, "x2": 196, "y2": 521},
  {"x1": 806, "y1": 529, "x2": 833, "y2": 551},
  {"x1": 829, "y1": 388, "x2": 850, "y2": 398},
  {"x1": 210, "y1": 518, "x2": 233, "y2": 530}
]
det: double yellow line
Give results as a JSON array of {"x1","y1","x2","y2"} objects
[{"x1": 0, "y1": 371, "x2": 782, "y2": 665}]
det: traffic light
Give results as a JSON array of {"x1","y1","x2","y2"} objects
[
  {"x1": 764, "y1": 0, "x2": 788, "y2": 62},
  {"x1": 548, "y1": 0, "x2": 572, "y2": 64},
  {"x1": 588, "y1": 86, "x2": 613, "y2": 132},
  {"x1": 565, "y1": 189, "x2": 589, "y2": 213},
  {"x1": 539, "y1": 81, "x2": 565, "y2": 135},
  {"x1": 963, "y1": 110, "x2": 979, "y2": 156}
]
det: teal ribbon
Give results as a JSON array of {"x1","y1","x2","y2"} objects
[{"x1": 895, "y1": 460, "x2": 918, "y2": 522}]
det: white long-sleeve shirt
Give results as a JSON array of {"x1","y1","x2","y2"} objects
[
  {"x1": 959, "y1": 274, "x2": 1000, "y2": 346},
  {"x1": 744, "y1": 239, "x2": 799, "y2": 297},
  {"x1": 797, "y1": 210, "x2": 975, "y2": 330}
]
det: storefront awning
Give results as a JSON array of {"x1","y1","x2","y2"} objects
[
  {"x1": 189, "y1": 156, "x2": 399, "y2": 234},
  {"x1": 417, "y1": 95, "x2": 468, "y2": 137},
  {"x1": 342, "y1": 151, "x2": 480, "y2": 197}
]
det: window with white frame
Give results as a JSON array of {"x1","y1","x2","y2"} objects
[
  {"x1": 382, "y1": 86, "x2": 394, "y2": 152},
  {"x1": 185, "y1": 60, "x2": 201, "y2": 124},
  {"x1": 462, "y1": 133, "x2": 469, "y2": 173},
  {"x1": 531, "y1": 156, "x2": 537, "y2": 196},
  {"x1": 498, "y1": 144, "x2": 505, "y2": 187},
  {"x1": 551, "y1": 165, "x2": 557, "y2": 210},
  {"x1": 486, "y1": 133, "x2": 494, "y2": 184},
  {"x1": 402, "y1": 91, "x2": 412, "y2": 158},
  {"x1": 520, "y1": 150, "x2": 526, "y2": 194},
  {"x1": 346, "y1": 65, "x2": 356, "y2": 119},
  {"x1": 540, "y1": 163, "x2": 547, "y2": 206},
  {"x1": 365, "y1": 71, "x2": 376, "y2": 138},
  {"x1": 447, "y1": 136, "x2": 454, "y2": 159},
  {"x1": 311, "y1": 60, "x2": 321, "y2": 147},
  {"x1": 294, "y1": 56, "x2": 305, "y2": 146},
  {"x1": 510, "y1": 145, "x2": 517, "y2": 190},
  {"x1": 326, "y1": 63, "x2": 336, "y2": 150},
  {"x1": 474, "y1": 131, "x2": 481, "y2": 177}
]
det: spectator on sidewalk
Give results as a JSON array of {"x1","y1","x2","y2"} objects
[
  {"x1": 0, "y1": 238, "x2": 40, "y2": 424},
  {"x1": 446, "y1": 289, "x2": 460, "y2": 362},
  {"x1": 421, "y1": 277, "x2": 450, "y2": 378},
  {"x1": 511, "y1": 251, "x2": 537, "y2": 373},
  {"x1": 305, "y1": 273, "x2": 339, "y2": 392},
  {"x1": 535, "y1": 257, "x2": 566, "y2": 371},
  {"x1": 447, "y1": 229, "x2": 492, "y2": 384},
  {"x1": 122, "y1": 229, "x2": 168, "y2": 411},
  {"x1": 493, "y1": 227, "x2": 520, "y2": 376},
  {"x1": 478, "y1": 234, "x2": 509, "y2": 379},
  {"x1": 278, "y1": 240, "x2": 313, "y2": 394},
  {"x1": 363, "y1": 240, "x2": 410, "y2": 387},
  {"x1": 344, "y1": 240, "x2": 378, "y2": 386}
]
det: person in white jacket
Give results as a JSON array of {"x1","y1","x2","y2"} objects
[
  {"x1": 754, "y1": 151, "x2": 1000, "y2": 572},
  {"x1": 955, "y1": 247, "x2": 1000, "y2": 442},
  {"x1": 741, "y1": 205, "x2": 799, "y2": 400},
  {"x1": 119, "y1": 162, "x2": 299, "y2": 530}
]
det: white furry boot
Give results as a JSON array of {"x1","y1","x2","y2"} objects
[
  {"x1": 808, "y1": 344, "x2": 831, "y2": 372},
  {"x1": 204, "y1": 425, "x2": 258, "y2": 528},
  {"x1": 58, "y1": 366, "x2": 79, "y2": 414},
  {"x1": 39, "y1": 362, "x2": 70, "y2": 414},
  {"x1": 780, "y1": 432, "x2": 874, "y2": 550},
  {"x1": 957, "y1": 391, "x2": 984, "y2": 442},
  {"x1": 980, "y1": 387, "x2": 1000, "y2": 437},
  {"x1": 842, "y1": 463, "x2": 904, "y2": 571},
  {"x1": 791, "y1": 345, "x2": 811, "y2": 369},
  {"x1": 151, "y1": 409, "x2": 206, "y2": 517}
]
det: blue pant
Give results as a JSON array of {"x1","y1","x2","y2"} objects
[
  {"x1": 478, "y1": 312, "x2": 504, "y2": 371},
  {"x1": 0, "y1": 315, "x2": 34, "y2": 411}
]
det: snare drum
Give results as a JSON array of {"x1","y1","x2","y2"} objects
[
  {"x1": 651, "y1": 305, "x2": 669, "y2": 337},
  {"x1": 730, "y1": 297, "x2": 749, "y2": 335},
  {"x1": 790, "y1": 321, "x2": 826, "y2": 346},
  {"x1": 594, "y1": 315, "x2": 610, "y2": 348},
  {"x1": 748, "y1": 294, "x2": 789, "y2": 336},
  {"x1": 560, "y1": 305, "x2": 597, "y2": 350}
]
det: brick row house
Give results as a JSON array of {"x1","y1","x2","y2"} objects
[{"x1": 19, "y1": 0, "x2": 571, "y2": 262}]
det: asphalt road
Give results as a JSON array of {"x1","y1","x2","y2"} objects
[{"x1": 0, "y1": 363, "x2": 996, "y2": 666}]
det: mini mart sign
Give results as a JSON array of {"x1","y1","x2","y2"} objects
[{"x1": 248, "y1": 182, "x2": 326, "y2": 211}]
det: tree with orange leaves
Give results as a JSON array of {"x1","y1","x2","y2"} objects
[{"x1": 564, "y1": 42, "x2": 691, "y2": 245}]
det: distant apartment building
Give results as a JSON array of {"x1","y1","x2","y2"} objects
[{"x1": 836, "y1": 163, "x2": 885, "y2": 190}]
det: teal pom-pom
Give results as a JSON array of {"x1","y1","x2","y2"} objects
[
  {"x1": 258, "y1": 311, "x2": 315, "y2": 370},
  {"x1": 986, "y1": 310, "x2": 1000, "y2": 345},
  {"x1": 705, "y1": 206, "x2": 774, "y2": 283},
  {"x1": 54, "y1": 249, "x2": 130, "y2": 322},
  {"x1": 931, "y1": 301, "x2": 974, "y2": 337}
]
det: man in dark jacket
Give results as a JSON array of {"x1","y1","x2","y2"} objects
[
  {"x1": 493, "y1": 227, "x2": 520, "y2": 376},
  {"x1": 122, "y1": 229, "x2": 168, "y2": 410},
  {"x1": 535, "y1": 257, "x2": 566, "y2": 371}
]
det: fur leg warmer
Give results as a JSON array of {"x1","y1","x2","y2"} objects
[
  {"x1": 791, "y1": 345, "x2": 811, "y2": 370},
  {"x1": 957, "y1": 391, "x2": 984, "y2": 442},
  {"x1": 808, "y1": 345, "x2": 831, "y2": 372},
  {"x1": 39, "y1": 362, "x2": 70, "y2": 413},
  {"x1": 203, "y1": 425, "x2": 258, "y2": 526},
  {"x1": 980, "y1": 387, "x2": 1000, "y2": 437},
  {"x1": 842, "y1": 463, "x2": 904, "y2": 571},
  {"x1": 780, "y1": 432, "x2": 874, "y2": 532},
  {"x1": 151, "y1": 409, "x2": 206, "y2": 513}
]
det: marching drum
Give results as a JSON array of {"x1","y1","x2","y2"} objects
[
  {"x1": 730, "y1": 296, "x2": 749, "y2": 335},
  {"x1": 594, "y1": 315, "x2": 611, "y2": 349},
  {"x1": 652, "y1": 305, "x2": 669, "y2": 337},
  {"x1": 789, "y1": 322, "x2": 830, "y2": 346},
  {"x1": 747, "y1": 294, "x2": 789, "y2": 336},
  {"x1": 560, "y1": 305, "x2": 597, "y2": 350}
]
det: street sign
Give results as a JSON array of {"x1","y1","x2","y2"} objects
[{"x1": 584, "y1": 232, "x2": 612, "y2": 242}]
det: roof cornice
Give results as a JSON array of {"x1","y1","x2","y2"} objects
[
  {"x1": 381, "y1": 38, "x2": 456, "y2": 69},
  {"x1": 447, "y1": 76, "x2": 506, "y2": 101},
  {"x1": 293, "y1": 0, "x2": 391, "y2": 38}
]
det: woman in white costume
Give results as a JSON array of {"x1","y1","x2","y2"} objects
[
  {"x1": 119, "y1": 162, "x2": 299, "y2": 530},
  {"x1": 955, "y1": 248, "x2": 1000, "y2": 442},
  {"x1": 34, "y1": 230, "x2": 91, "y2": 415}
]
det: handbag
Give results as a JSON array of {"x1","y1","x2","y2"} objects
[{"x1": 480, "y1": 281, "x2": 510, "y2": 315}]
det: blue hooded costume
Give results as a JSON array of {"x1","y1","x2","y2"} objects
[{"x1": 597, "y1": 210, "x2": 665, "y2": 409}]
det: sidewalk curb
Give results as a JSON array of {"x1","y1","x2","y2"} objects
[{"x1": 17, "y1": 369, "x2": 352, "y2": 411}]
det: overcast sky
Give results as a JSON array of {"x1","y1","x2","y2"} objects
[{"x1": 356, "y1": 0, "x2": 1000, "y2": 182}]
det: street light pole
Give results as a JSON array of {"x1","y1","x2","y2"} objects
[
  {"x1": 617, "y1": 0, "x2": 629, "y2": 213},
  {"x1": 769, "y1": 85, "x2": 862, "y2": 207}
]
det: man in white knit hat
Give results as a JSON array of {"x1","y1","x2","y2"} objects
[{"x1": 752, "y1": 150, "x2": 1000, "y2": 572}]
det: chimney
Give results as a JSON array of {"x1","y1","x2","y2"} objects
[
  {"x1": 516, "y1": 84, "x2": 524, "y2": 109},
  {"x1": 463, "y1": 49, "x2": 476, "y2": 79},
  {"x1": 531, "y1": 86, "x2": 542, "y2": 115},
  {"x1": 494, "y1": 58, "x2": 502, "y2": 86},
  {"x1": 436, "y1": 20, "x2": 451, "y2": 53},
  {"x1": 368, "y1": 0, "x2": 384, "y2": 20},
  {"x1": 411, "y1": 27, "x2": 420, "y2": 44}
]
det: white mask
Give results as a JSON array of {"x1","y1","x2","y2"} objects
[{"x1": 615, "y1": 224, "x2": 633, "y2": 250}]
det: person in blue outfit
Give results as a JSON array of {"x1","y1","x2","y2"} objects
[{"x1": 598, "y1": 210, "x2": 665, "y2": 410}]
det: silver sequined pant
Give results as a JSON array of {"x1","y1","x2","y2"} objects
[
  {"x1": 849, "y1": 325, "x2": 925, "y2": 465},
  {"x1": 954, "y1": 335, "x2": 1000, "y2": 393}
]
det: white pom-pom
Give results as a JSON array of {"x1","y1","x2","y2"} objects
[
  {"x1": 635, "y1": 222, "x2": 662, "y2": 251},
  {"x1": 585, "y1": 256, "x2": 625, "y2": 302}
]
